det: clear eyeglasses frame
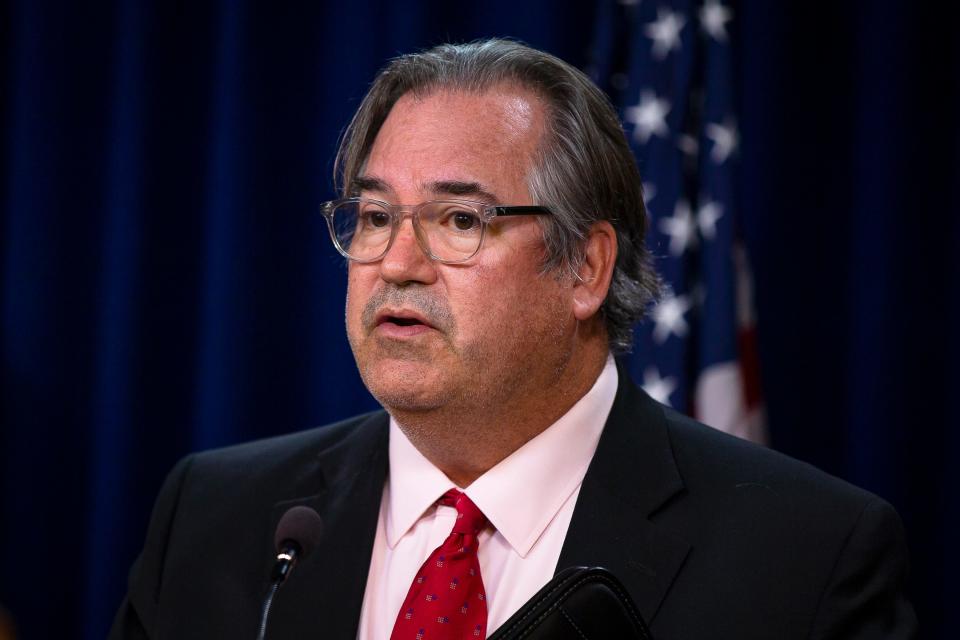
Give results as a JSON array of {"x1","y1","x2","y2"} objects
[{"x1": 321, "y1": 197, "x2": 554, "y2": 264}]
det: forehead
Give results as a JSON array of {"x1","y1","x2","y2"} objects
[{"x1": 361, "y1": 86, "x2": 546, "y2": 200}]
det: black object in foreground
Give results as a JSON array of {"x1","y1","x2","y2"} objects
[
  {"x1": 488, "y1": 566, "x2": 652, "y2": 640},
  {"x1": 256, "y1": 506, "x2": 324, "y2": 640}
]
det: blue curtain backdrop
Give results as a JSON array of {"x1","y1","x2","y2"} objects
[{"x1": 0, "y1": 1, "x2": 956, "y2": 638}]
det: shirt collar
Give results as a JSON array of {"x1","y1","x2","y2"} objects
[
  {"x1": 385, "y1": 355, "x2": 618, "y2": 556},
  {"x1": 385, "y1": 420, "x2": 458, "y2": 548}
]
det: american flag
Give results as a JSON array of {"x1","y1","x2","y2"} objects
[{"x1": 589, "y1": 0, "x2": 766, "y2": 442}]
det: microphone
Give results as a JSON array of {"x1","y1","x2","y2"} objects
[{"x1": 256, "y1": 506, "x2": 324, "y2": 640}]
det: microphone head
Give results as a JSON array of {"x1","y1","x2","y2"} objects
[{"x1": 274, "y1": 506, "x2": 324, "y2": 558}]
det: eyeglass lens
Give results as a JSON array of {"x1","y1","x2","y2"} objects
[{"x1": 330, "y1": 201, "x2": 485, "y2": 262}]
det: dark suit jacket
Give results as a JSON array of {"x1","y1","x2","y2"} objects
[{"x1": 110, "y1": 374, "x2": 917, "y2": 639}]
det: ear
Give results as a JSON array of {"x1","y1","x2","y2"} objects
[{"x1": 572, "y1": 221, "x2": 617, "y2": 321}]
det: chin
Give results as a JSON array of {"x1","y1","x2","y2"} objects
[
  {"x1": 359, "y1": 359, "x2": 452, "y2": 412},
  {"x1": 366, "y1": 382, "x2": 451, "y2": 414}
]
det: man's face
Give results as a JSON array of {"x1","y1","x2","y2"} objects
[{"x1": 345, "y1": 86, "x2": 577, "y2": 416}]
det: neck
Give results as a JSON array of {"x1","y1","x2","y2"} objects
[{"x1": 391, "y1": 336, "x2": 610, "y2": 487}]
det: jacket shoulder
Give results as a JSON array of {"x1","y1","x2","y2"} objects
[
  {"x1": 110, "y1": 411, "x2": 390, "y2": 639},
  {"x1": 660, "y1": 405, "x2": 881, "y2": 513},
  {"x1": 184, "y1": 410, "x2": 388, "y2": 484},
  {"x1": 648, "y1": 404, "x2": 916, "y2": 637}
]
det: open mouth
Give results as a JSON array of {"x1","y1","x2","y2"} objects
[
  {"x1": 388, "y1": 317, "x2": 423, "y2": 327},
  {"x1": 374, "y1": 309, "x2": 435, "y2": 332}
]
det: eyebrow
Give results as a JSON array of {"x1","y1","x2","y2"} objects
[
  {"x1": 350, "y1": 175, "x2": 500, "y2": 204},
  {"x1": 428, "y1": 180, "x2": 499, "y2": 204},
  {"x1": 349, "y1": 175, "x2": 389, "y2": 196}
]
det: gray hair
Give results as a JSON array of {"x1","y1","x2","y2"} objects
[{"x1": 334, "y1": 39, "x2": 660, "y2": 352}]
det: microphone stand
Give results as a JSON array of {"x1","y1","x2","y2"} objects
[
  {"x1": 256, "y1": 543, "x2": 302, "y2": 640},
  {"x1": 256, "y1": 581, "x2": 281, "y2": 640}
]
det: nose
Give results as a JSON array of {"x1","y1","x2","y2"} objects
[{"x1": 378, "y1": 215, "x2": 438, "y2": 286}]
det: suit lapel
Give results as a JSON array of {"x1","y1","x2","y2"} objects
[
  {"x1": 264, "y1": 411, "x2": 390, "y2": 638},
  {"x1": 557, "y1": 367, "x2": 691, "y2": 626}
]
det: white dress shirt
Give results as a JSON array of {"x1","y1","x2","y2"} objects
[{"x1": 357, "y1": 355, "x2": 618, "y2": 638}]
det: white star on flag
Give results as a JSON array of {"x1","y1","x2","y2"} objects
[
  {"x1": 644, "y1": 8, "x2": 686, "y2": 60},
  {"x1": 625, "y1": 91, "x2": 671, "y2": 144},
  {"x1": 642, "y1": 181, "x2": 657, "y2": 205},
  {"x1": 659, "y1": 199, "x2": 697, "y2": 256},
  {"x1": 700, "y1": 0, "x2": 733, "y2": 42},
  {"x1": 705, "y1": 119, "x2": 739, "y2": 163},
  {"x1": 642, "y1": 367, "x2": 677, "y2": 406},
  {"x1": 651, "y1": 289, "x2": 691, "y2": 343},
  {"x1": 697, "y1": 199, "x2": 724, "y2": 240}
]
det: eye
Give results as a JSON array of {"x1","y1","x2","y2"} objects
[
  {"x1": 451, "y1": 210, "x2": 479, "y2": 231},
  {"x1": 361, "y1": 208, "x2": 391, "y2": 228},
  {"x1": 419, "y1": 202, "x2": 483, "y2": 238}
]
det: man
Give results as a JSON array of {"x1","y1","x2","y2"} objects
[{"x1": 111, "y1": 40, "x2": 916, "y2": 639}]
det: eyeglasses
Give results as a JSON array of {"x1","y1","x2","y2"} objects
[{"x1": 321, "y1": 197, "x2": 553, "y2": 264}]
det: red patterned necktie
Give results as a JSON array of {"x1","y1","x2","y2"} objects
[{"x1": 390, "y1": 489, "x2": 489, "y2": 639}]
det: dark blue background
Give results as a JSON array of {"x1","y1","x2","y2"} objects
[{"x1": 1, "y1": 1, "x2": 955, "y2": 638}]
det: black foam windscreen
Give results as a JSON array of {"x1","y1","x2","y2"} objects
[{"x1": 273, "y1": 506, "x2": 324, "y2": 558}]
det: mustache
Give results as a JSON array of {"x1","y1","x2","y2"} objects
[{"x1": 360, "y1": 285, "x2": 455, "y2": 333}]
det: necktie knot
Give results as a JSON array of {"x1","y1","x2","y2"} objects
[{"x1": 440, "y1": 489, "x2": 487, "y2": 536}]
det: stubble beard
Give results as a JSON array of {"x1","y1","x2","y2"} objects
[
  {"x1": 407, "y1": 300, "x2": 576, "y2": 481},
  {"x1": 347, "y1": 284, "x2": 461, "y2": 413},
  {"x1": 396, "y1": 296, "x2": 573, "y2": 449},
  {"x1": 347, "y1": 280, "x2": 577, "y2": 472}
]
